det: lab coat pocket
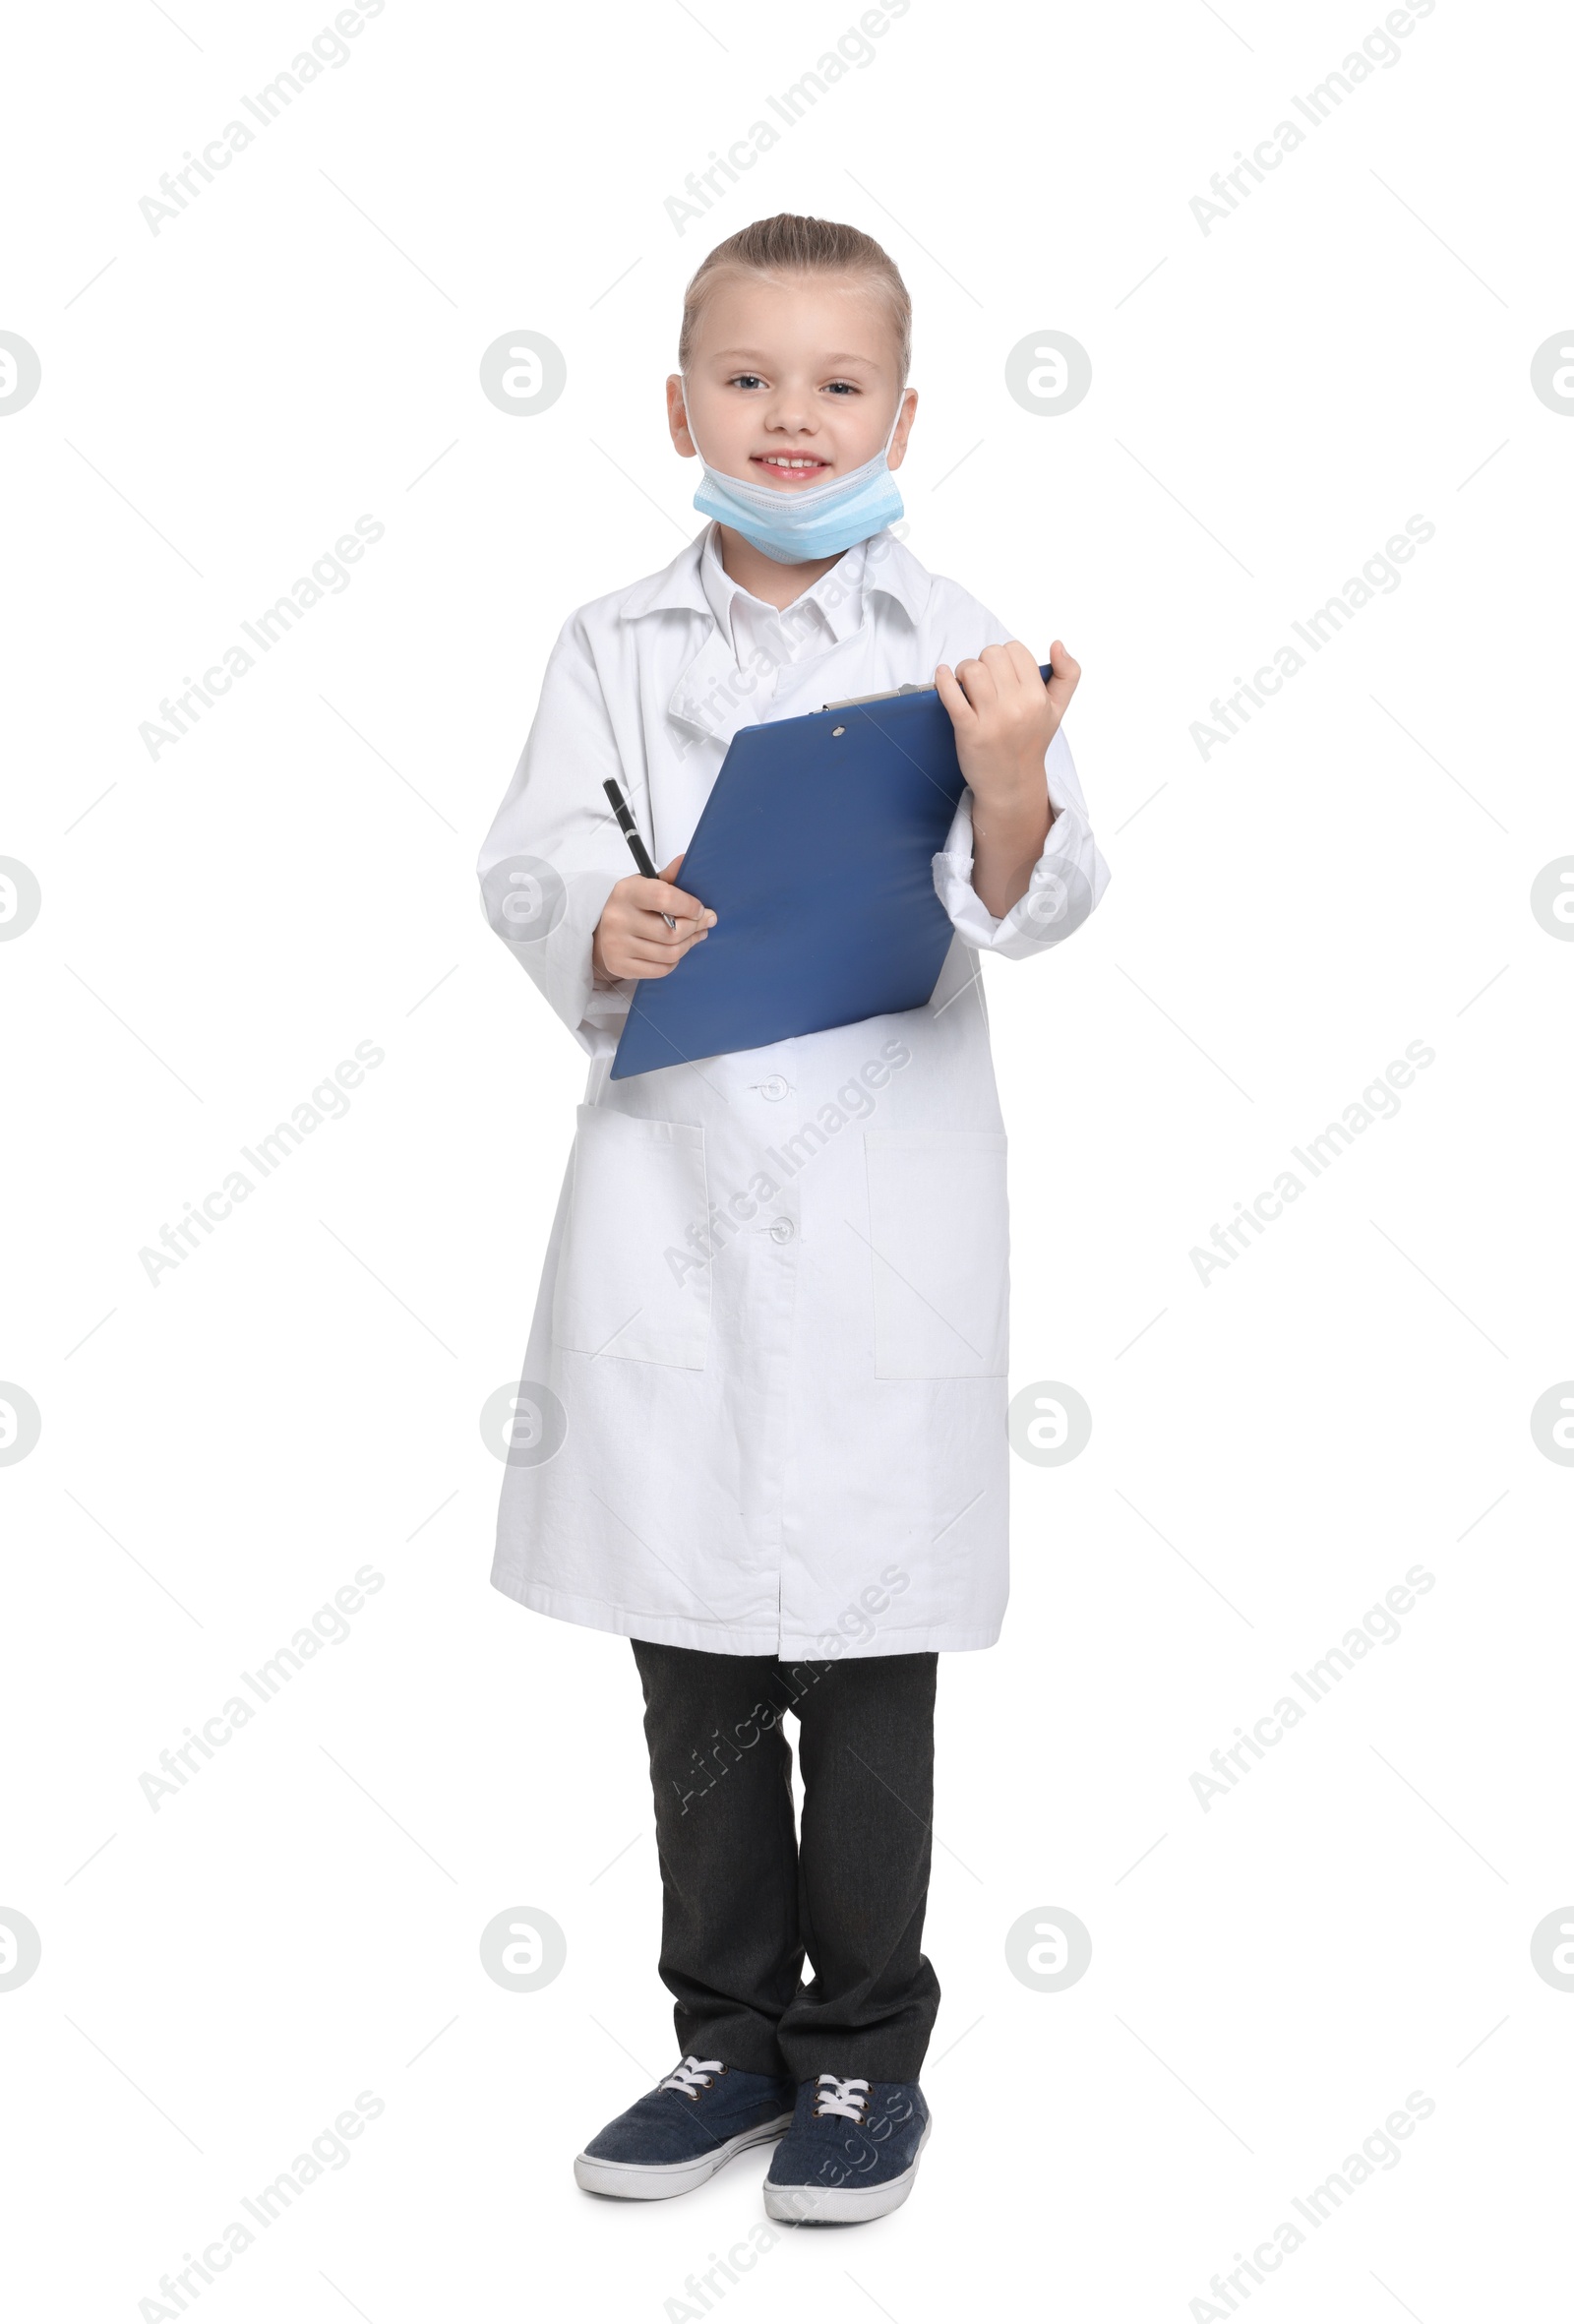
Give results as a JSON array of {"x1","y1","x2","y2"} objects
[
  {"x1": 862, "y1": 1130, "x2": 1009, "y2": 1380},
  {"x1": 552, "y1": 1106, "x2": 710, "y2": 1368}
]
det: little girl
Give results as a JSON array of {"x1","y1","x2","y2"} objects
[{"x1": 476, "y1": 212, "x2": 1109, "y2": 2224}]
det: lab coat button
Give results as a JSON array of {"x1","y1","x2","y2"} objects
[
  {"x1": 768, "y1": 1216, "x2": 795, "y2": 1244},
  {"x1": 758, "y1": 1075, "x2": 789, "y2": 1101}
]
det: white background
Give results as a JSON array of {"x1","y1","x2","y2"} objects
[{"x1": 4, "y1": 0, "x2": 1572, "y2": 2316}]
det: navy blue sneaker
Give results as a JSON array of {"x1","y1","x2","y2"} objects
[
  {"x1": 574, "y1": 2055, "x2": 795, "y2": 2199},
  {"x1": 762, "y1": 2074, "x2": 932, "y2": 2223}
]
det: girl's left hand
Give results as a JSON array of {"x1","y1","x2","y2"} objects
[{"x1": 934, "y1": 640, "x2": 1080, "y2": 808}]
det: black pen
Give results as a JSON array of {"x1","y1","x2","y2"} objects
[{"x1": 603, "y1": 778, "x2": 677, "y2": 929}]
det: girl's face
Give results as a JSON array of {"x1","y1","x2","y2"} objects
[{"x1": 668, "y1": 271, "x2": 914, "y2": 490}]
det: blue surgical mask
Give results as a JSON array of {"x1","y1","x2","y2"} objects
[{"x1": 683, "y1": 381, "x2": 905, "y2": 565}]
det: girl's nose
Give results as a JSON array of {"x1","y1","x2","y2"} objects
[{"x1": 763, "y1": 403, "x2": 817, "y2": 438}]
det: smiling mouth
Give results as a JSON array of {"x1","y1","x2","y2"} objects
[{"x1": 750, "y1": 454, "x2": 831, "y2": 488}]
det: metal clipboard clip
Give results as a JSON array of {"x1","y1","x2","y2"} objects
[{"x1": 820, "y1": 681, "x2": 936, "y2": 711}]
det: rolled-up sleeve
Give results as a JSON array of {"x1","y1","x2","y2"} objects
[
  {"x1": 476, "y1": 613, "x2": 639, "y2": 1055},
  {"x1": 932, "y1": 721, "x2": 1111, "y2": 960}
]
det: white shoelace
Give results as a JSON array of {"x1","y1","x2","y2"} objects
[
  {"x1": 815, "y1": 2073, "x2": 870, "y2": 2122},
  {"x1": 660, "y1": 2055, "x2": 723, "y2": 2101}
]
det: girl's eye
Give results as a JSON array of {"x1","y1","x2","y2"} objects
[{"x1": 726, "y1": 374, "x2": 859, "y2": 394}]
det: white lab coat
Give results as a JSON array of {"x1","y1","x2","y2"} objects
[{"x1": 477, "y1": 521, "x2": 1110, "y2": 1659}]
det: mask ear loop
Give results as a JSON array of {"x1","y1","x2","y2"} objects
[{"x1": 678, "y1": 374, "x2": 714, "y2": 471}]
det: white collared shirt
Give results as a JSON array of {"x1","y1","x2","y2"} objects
[
  {"x1": 476, "y1": 522, "x2": 1111, "y2": 1661},
  {"x1": 698, "y1": 524, "x2": 872, "y2": 707}
]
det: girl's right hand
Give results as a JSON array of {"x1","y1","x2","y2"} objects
[{"x1": 591, "y1": 853, "x2": 716, "y2": 982}]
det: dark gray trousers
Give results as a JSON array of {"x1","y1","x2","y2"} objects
[{"x1": 631, "y1": 1639, "x2": 940, "y2": 2084}]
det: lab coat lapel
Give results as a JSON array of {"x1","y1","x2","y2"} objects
[
  {"x1": 665, "y1": 626, "x2": 759, "y2": 754},
  {"x1": 654, "y1": 628, "x2": 757, "y2": 866}
]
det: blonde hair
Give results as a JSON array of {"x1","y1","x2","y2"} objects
[{"x1": 678, "y1": 213, "x2": 912, "y2": 388}]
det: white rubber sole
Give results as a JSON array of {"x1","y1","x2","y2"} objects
[
  {"x1": 575, "y1": 2113, "x2": 793, "y2": 2201},
  {"x1": 762, "y1": 2113, "x2": 933, "y2": 2224}
]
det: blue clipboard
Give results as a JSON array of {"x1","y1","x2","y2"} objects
[{"x1": 610, "y1": 666, "x2": 1050, "y2": 1080}]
